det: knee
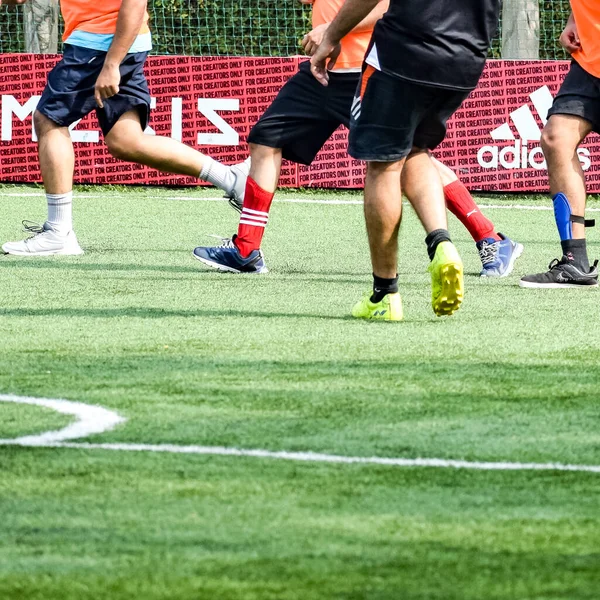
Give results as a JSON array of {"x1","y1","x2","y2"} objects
[
  {"x1": 367, "y1": 160, "x2": 404, "y2": 176},
  {"x1": 249, "y1": 143, "x2": 281, "y2": 161},
  {"x1": 541, "y1": 124, "x2": 577, "y2": 161},
  {"x1": 106, "y1": 134, "x2": 138, "y2": 162},
  {"x1": 33, "y1": 110, "x2": 59, "y2": 138}
]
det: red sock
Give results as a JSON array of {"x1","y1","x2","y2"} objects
[
  {"x1": 234, "y1": 177, "x2": 275, "y2": 257},
  {"x1": 444, "y1": 180, "x2": 500, "y2": 243}
]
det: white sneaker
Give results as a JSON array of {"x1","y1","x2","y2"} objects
[
  {"x1": 227, "y1": 157, "x2": 251, "y2": 212},
  {"x1": 2, "y1": 222, "x2": 84, "y2": 256}
]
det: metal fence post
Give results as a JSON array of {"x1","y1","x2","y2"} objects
[
  {"x1": 23, "y1": 0, "x2": 59, "y2": 53},
  {"x1": 502, "y1": 0, "x2": 540, "y2": 59}
]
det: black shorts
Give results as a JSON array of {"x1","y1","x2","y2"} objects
[
  {"x1": 348, "y1": 66, "x2": 469, "y2": 161},
  {"x1": 36, "y1": 44, "x2": 151, "y2": 136},
  {"x1": 247, "y1": 61, "x2": 359, "y2": 165},
  {"x1": 547, "y1": 60, "x2": 600, "y2": 133}
]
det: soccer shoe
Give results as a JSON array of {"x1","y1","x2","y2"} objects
[
  {"x1": 193, "y1": 235, "x2": 268, "y2": 274},
  {"x1": 477, "y1": 233, "x2": 524, "y2": 277},
  {"x1": 519, "y1": 258, "x2": 599, "y2": 289},
  {"x1": 351, "y1": 291, "x2": 403, "y2": 321},
  {"x1": 428, "y1": 241, "x2": 464, "y2": 316},
  {"x1": 227, "y1": 158, "x2": 251, "y2": 213},
  {"x1": 2, "y1": 221, "x2": 83, "y2": 256}
]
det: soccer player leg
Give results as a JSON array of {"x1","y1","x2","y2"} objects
[
  {"x1": 432, "y1": 157, "x2": 523, "y2": 277},
  {"x1": 348, "y1": 67, "x2": 409, "y2": 321},
  {"x1": 102, "y1": 53, "x2": 247, "y2": 203},
  {"x1": 521, "y1": 110, "x2": 598, "y2": 288},
  {"x1": 194, "y1": 62, "x2": 340, "y2": 274},
  {"x1": 351, "y1": 160, "x2": 404, "y2": 322},
  {"x1": 403, "y1": 86, "x2": 466, "y2": 316},
  {"x1": 402, "y1": 151, "x2": 463, "y2": 316},
  {"x1": 1, "y1": 45, "x2": 103, "y2": 256},
  {"x1": 192, "y1": 142, "x2": 278, "y2": 274}
]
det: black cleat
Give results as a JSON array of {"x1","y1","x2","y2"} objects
[{"x1": 520, "y1": 257, "x2": 598, "y2": 289}]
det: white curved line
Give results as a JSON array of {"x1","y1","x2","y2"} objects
[
  {"x1": 28, "y1": 442, "x2": 600, "y2": 473},
  {"x1": 0, "y1": 394, "x2": 125, "y2": 445},
  {"x1": 1, "y1": 395, "x2": 599, "y2": 474}
]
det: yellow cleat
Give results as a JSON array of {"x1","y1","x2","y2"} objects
[
  {"x1": 428, "y1": 241, "x2": 464, "y2": 317},
  {"x1": 351, "y1": 291, "x2": 403, "y2": 321}
]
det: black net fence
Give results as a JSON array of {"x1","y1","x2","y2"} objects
[{"x1": 0, "y1": 0, "x2": 572, "y2": 58}]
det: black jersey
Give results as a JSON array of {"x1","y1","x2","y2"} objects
[{"x1": 366, "y1": 0, "x2": 501, "y2": 91}]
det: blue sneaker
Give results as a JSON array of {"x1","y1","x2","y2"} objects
[
  {"x1": 193, "y1": 236, "x2": 268, "y2": 274},
  {"x1": 477, "y1": 233, "x2": 523, "y2": 277}
]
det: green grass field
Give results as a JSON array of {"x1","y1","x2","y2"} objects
[{"x1": 1, "y1": 184, "x2": 599, "y2": 600}]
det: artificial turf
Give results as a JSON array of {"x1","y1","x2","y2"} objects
[{"x1": 0, "y1": 185, "x2": 599, "y2": 599}]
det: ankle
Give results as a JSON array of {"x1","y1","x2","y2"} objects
[
  {"x1": 561, "y1": 238, "x2": 590, "y2": 271},
  {"x1": 233, "y1": 236, "x2": 255, "y2": 258},
  {"x1": 46, "y1": 191, "x2": 73, "y2": 235},
  {"x1": 476, "y1": 232, "x2": 501, "y2": 243},
  {"x1": 425, "y1": 229, "x2": 451, "y2": 260},
  {"x1": 371, "y1": 273, "x2": 398, "y2": 303}
]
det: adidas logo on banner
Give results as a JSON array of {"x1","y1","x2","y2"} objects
[{"x1": 477, "y1": 86, "x2": 591, "y2": 171}]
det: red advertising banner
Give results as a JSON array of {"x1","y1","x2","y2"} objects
[{"x1": 1, "y1": 54, "x2": 599, "y2": 192}]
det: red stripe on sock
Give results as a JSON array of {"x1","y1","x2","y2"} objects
[
  {"x1": 444, "y1": 180, "x2": 500, "y2": 242},
  {"x1": 234, "y1": 177, "x2": 275, "y2": 257}
]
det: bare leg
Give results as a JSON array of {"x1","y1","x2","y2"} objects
[
  {"x1": 1, "y1": 111, "x2": 80, "y2": 253},
  {"x1": 248, "y1": 143, "x2": 282, "y2": 193},
  {"x1": 34, "y1": 111, "x2": 74, "y2": 194},
  {"x1": 104, "y1": 110, "x2": 210, "y2": 177},
  {"x1": 520, "y1": 114, "x2": 597, "y2": 284},
  {"x1": 541, "y1": 114, "x2": 593, "y2": 239},
  {"x1": 401, "y1": 150, "x2": 447, "y2": 234},
  {"x1": 364, "y1": 160, "x2": 405, "y2": 278},
  {"x1": 431, "y1": 156, "x2": 458, "y2": 186}
]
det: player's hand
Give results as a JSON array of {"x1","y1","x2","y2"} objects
[
  {"x1": 302, "y1": 23, "x2": 329, "y2": 57},
  {"x1": 559, "y1": 20, "x2": 581, "y2": 54},
  {"x1": 94, "y1": 63, "x2": 121, "y2": 108},
  {"x1": 297, "y1": 0, "x2": 314, "y2": 4},
  {"x1": 310, "y1": 36, "x2": 341, "y2": 87}
]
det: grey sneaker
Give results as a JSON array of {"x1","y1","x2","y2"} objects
[
  {"x1": 2, "y1": 221, "x2": 84, "y2": 256},
  {"x1": 520, "y1": 257, "x2": 598, "y2": 288}
]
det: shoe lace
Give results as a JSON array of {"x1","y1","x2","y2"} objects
[
  {"x1": 22, "y1": 220, "x2": 44, "y2": 235},
  {"x1": 207, "y1": 235, "x2": 236, "y2": 249},
  {"x1": 227, "y1": 196, "x2": 242, "y2": 213},
  {"x1": 478, "y1": 240, "x2": 499, "y2": 266},
  {"x1": 547, "y1": 257, "x2": 567, "y2": 271}
]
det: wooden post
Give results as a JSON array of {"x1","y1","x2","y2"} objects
[
  {"x1": 24, "y1": 0, "x2": 59, "y2": 53},
  {"x1": 502, "y1": 0, "x2": 540, "y2": 59}
]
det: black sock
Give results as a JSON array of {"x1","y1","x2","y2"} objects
[
  {"x1": 562, "y1": 239, "x2": 590, "y2": 271},
  {"x1": 371, "y1": 274, "x2": 398, "y2": 303},
  {"x1": 425, "y1": 229, "x2": 452, "y2": 261}
]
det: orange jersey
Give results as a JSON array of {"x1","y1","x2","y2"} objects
[
  {"x1": 311, "y1": 0, "x2": 374, "y2": 70},
  {"x1": 572, "y1": 0, "x2": 600, "y2": 78},
  {"x1": 61, "y1": 0, "x2": 150, "y2": 42}
]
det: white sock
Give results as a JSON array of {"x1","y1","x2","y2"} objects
[
  {"x1": 46, "y1": 192, "x2": 73, "y2": 235},
  {"x1": 199, "y1": 157, "x2": 237, "y2": 194}
]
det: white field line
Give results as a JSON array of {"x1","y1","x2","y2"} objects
[
  {"x1": 0, "y1": 394, "x2": 125, "y2": 445},
  {"x1": 1, "y1": 192, "x2": 599, "y2": 210},
  {"x1": 1, "y1": 395, "x2": 599, "y2": 473}
]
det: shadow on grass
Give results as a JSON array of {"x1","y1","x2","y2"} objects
[
  {"x1": 0, "y1": 307, "x2": 358, "y2": 322},
  {"x1": 0, "y1": 259, "x2": 369, "y2": 281},
  {"x1": 0, "y1": 259, "x2": 202, "y2": 275}
]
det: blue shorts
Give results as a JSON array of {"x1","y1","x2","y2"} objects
[{"x1": 36, "y1": 44, "x2": 151, "y2": 136}]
